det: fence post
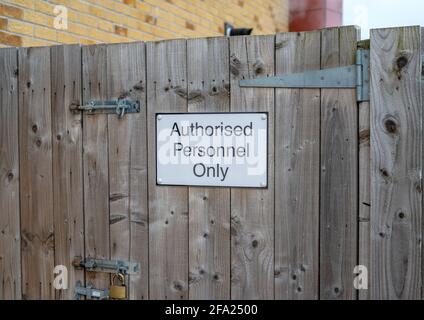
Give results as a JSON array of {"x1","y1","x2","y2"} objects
[{"x1": 370, "y1": 26, "x2": 422, "y2": 299}]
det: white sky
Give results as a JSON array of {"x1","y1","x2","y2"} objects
[{"x1": 343, "y1": 0, "x2": 423, "y2": 39}]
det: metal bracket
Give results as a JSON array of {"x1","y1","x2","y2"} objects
[
  {"x1": 70, "y1": 99, "x2": 140, "y2": 118},
  {"x1": 72, "y1": 256, "x2": 141, "y2": 275},
  {"x1": 240, "y1": 49, "x2": 370, "y2": 102},
  {"x1": 74, "y1": 281, "x2": 109, "y2": 300}
]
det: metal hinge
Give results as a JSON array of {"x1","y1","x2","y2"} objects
[
  {"x1": 70, "y1": 99, "x2": 140, "y2": 118},
  {"x1": 74, "y1": 281, "x2": 109, "y2": 300},
  {"x1": 240, "y1": 48, "x2": 370, "y2": 102},
  {"x1": 72, "y1": 256, "x2": 141, "y2": 275}
]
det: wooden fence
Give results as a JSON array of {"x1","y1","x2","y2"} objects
[{"x1": 0, "y1": 25, "x2": 422, "y2": 300}]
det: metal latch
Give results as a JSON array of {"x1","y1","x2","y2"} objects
[
  {"x1": 73, "y1": 256, "x2": 141, "y2": 275},
  {"x1": 74, "y1": 281, "x2": 109, "y2": 300},
  {"x1": 70, "y1": 99, "x2": 140, "y2": 118},
  {"x1": 240, "y1": 48, "x2": 370, "y2": 102}
]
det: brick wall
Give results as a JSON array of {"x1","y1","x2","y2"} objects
[
  {"x1": 0, "y1": 0, "x2": 289, "y2": 47},
  {"x1": 289, "y1": 0, "x2": 342, "y2": 32}
]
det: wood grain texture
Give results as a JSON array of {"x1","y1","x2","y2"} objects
[
  {"x1": 320, "y1": 26, "x2": 359, "y2": 300},
  {"x1": 229, "y1": 35, "x2": 275, "y2": 300},
  {"x1": 82, "y1": 44, "x2": 110, "y2": 291},
  {"x1": 274, "y1": 31, "x2": 320, "y2": 300},
  {"x1": 187, "y1": 37, "x2": 231, "y2": 300},
  {"x1": 147, "y1": 39, "x2": 189, "y2": 299},
  {"x1": 19, "y1": 47, "x2": 54, "y2": 299},
  {"x1": 106, "y1": 42, "x2": 148, "y2": 299},
  {"x1": 358, "y1": 99, "x2": 370, "y2": 300},
  {"x1": 51, "y1": 44, "x2": 84, "y2": 300},
  {"x1": 0, "y1": 48, "x2": 21, "y2": 300},
  {"x1": 370, "y1": 26, "x2": 422, "y2": 299},
  {"x1": 422, "y1": 27, "x2": 424, "y2": 301}
]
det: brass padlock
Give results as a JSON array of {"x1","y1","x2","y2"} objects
[{"x1": 109, "y1": 273, "x2": 126, "y2": 300}]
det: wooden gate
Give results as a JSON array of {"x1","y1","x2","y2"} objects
[{"x1": 0, "y1": 25, "x2": 423, "y2": 300}]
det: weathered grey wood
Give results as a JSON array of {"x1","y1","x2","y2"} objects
[
  {"x1": 370, "y1": 26, "x2": 422, "y2": 299},
  {"x1": 187, "y1": 37, "x2": 231, "y2": 300},
  {"x1": 358, "y1": 99, "x2": 370, "y2": 300},
  {"x1": 422, "y1": 27, "x2": 424, "y2": 301},
  {"x1": 229, "y1": 35, "x2": 275, "y2": 300},
  {"x1": 320, "y1": 26, "x2": 359, "y2": 300},
  {"x1": 19, "y1": 47, "x2": 54, "y2": 299},
  {"x1": 274, "y1": 31, "x2": 320, "y2": 300},
  {"x1": 51, "y1": 44, "x2": 84, "y2": 300},
  {"x1": 147, "y1": 39, "x2": 188, "y2": 299},
  {"x1": 82, "y1": 44, "x2": 110, "y2": 291},
  {"x1": 106, "y1": 42, "x2": 148, "y2": 299},
  {"x1": 0, "y1": 48, "x2": 21, "y2": 300}
]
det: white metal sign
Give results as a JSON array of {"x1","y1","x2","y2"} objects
[{"x1": 156, "y1": 113, "x2": 268, "y2": 188}]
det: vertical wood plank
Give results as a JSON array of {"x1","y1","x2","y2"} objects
[
  {"x1": 82, "y1": 44, "x2": 110, "y2": 291},
  {"x1": 229, "y1": 35, "x2": 275, "y2": 300},
  {"x1": 274, "y1": 31, "x2": 320, "y2": 300},
  {"x1": 422, "y1": 27, "x2": 424, "y2": 301},
  {"x1": 106, "y1": 42, "x2": 148, "y2": 299},
  {"x1": 370, "y1": 26, "x2": 422, "y2": 299},
  {"x1": 19, "y1": 47, "x2": 54, "y2": 299},
  {"x1": 0, "y1": 48, "x2": 21, "y2": 300},
  {"x1": 187, "y1": 37, "x2": 231, "y2": 300},
  {"x1": 358, "y1": 98, "x2": 370, "y2": 300},
  {"x1": 51, "y1": 44, "x2": 84, "y2": 300},
  {"x1": 147, "y1": 39, "x2": 188, "y2": 299},
  {"x1": 320, "y1": 26, "x2": 359, "y2": 300}
]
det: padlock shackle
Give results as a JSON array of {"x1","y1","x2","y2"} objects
[{"x1": 111, "y1": 273, "x2": 125, "y2": 286}]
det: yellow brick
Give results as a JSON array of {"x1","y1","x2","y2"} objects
[
  {"x1": 62, "y1": 0, "x2": 90, "y2": 13},
  {"x1": 79, "y1": 38, "x2": 97, "y2": 45},
  {"x1": 0, "y1": 0, "x2": 288, "y2": 45},
  {"x1": 23, "y1": 10, "x2": 52, "y2": 27},
  {"x1": 67, "y1": 22, "x2": 91, "y2": 36},
  {"x1": 152, "y1": 27, "x2": 176, "y2": 40},
  {"x1": 21, "y1": 36, "x2": 54, "y2": 47},
  {"x1": 7, "y1": 19, "x2": 34, "y2": 36},
  {"x1": 3, "y1": 0, "x2": 34, "y2": 9},
  {"x1": 126, "y1": 28, "x2": 153, "y2": 41},
  {"x1": 89, "y1": 28, "x2": 124, "y2": 43},
  {"x1": 34, "y1": 25, "x2": 57, "y2": 41},
  {"x1": 57, "y1": 31, "x2": 80, "y2": 44},
  {"x1": 34, "y1": 1, "x2": 56, "y2": 16},
  {"x1": 97, "y1": 19, "x2": 115, "y2": 32},
  {"x1": 134, "y1": 21, "x2": 153, "y2": 35},
  {"x1": 89, "y1": 5, "x2": 124, "y2": 23},
  {"x1": 0, "y1": 3, "x2": 23, "y2": 19},
  {"x1": 135, "y1": 1, "x2": 153, "y2": 14},
  {"x1": 78, "y1": 13, "x2": 98, "y2": 28}
]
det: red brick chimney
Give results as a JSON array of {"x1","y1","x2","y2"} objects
[{"x1": 289, "y1": 0, "x2": 343, "y2": 32}]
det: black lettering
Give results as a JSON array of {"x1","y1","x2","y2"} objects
[
  {"x1": 171, "y1": 123, "x2": 181, "y2": 136},
  {"x1": 174, "y1": 142, "x2": 183, "y2": 156},
  {"x1": 224, "y1": 125, "x2": 232, "y2": 136},
  {"x1": 193, "y1": 163, "x2": 205, "y2": 177},
  {"x1": 234, "y1": 126, "x2": 243, "y2": 136},
  {"x1": 205, "y1": 126, "x2": 214, "y2": 136},
  {"x1": 244, "y1": 122, "x2": 253, "y2": 136}
]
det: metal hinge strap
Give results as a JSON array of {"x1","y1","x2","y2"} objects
[{"x1": 239, "y1": 48, "x2": 370, "y2": 102}]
